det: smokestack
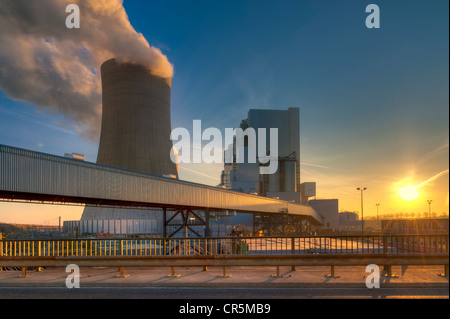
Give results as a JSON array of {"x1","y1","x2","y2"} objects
[{"x1": 96, "y1": 58, "x2": 178, "y2": 177}]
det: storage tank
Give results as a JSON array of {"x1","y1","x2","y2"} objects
[
  {"x1": 267, "y1": 166, "x2": 281, "y2": 193},
  {"x1": 282, "y1": 160, "x2": 296, "y2": 192}
]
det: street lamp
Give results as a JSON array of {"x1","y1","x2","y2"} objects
[
  {"x1": 427, "y1": 200, "x2": 432, "y2": 218},
  {"x1": 357, "y1": 187, "x2": 367, "y2": 235}
]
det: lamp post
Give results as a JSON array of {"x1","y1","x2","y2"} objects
[
  {"x1": 357, "y1": 187, "x2": 367, "y2": 235},
  {"x1": 376, "y1": 203, "x2": 380, "y2": 220},
  {"x1": 427, "y1": 200, "x2": 432, "y2": 218}
]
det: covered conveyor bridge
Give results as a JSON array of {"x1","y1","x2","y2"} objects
[{"x1": 0, "y1": 145, "x2": 323, "y2": 234}]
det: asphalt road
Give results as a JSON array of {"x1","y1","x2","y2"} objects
[{"x1": 0, "y1": 286, "x2": 447, "y2": 299}]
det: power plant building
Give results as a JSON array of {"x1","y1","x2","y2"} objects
[
  {"x1": 309, "y1": 199, "x2": 339, "y2": 230},
  {"x1": 220, "y1": 108, "x2": 301, "y2": 202},
  {"x1": 214, "y1": 108, "x2": 305, "y2": 233}
]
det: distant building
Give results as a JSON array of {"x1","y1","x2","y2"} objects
[
  {"x1": 219, "y1": 162, "x2": 233, "y2": 189},
  {"x1": 338, "y1": 211, "x2": 365, "y2": 231},
  {"x1": 300, "y1": 182, "x2": 316, "y2": 204},
  {"x1": 381, "y1": 217, "x2": 449, "y2": 235},
  {"x1": 309, "y1": 199, "x2": 339, "y2": 230},
  {"x1": 380, "y1": 217, "x2": 449, "y2": 254}
]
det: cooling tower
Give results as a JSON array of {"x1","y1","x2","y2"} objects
[
  {"x1": 80, "y1": 59, "x2": 178, "y2": 234},
  {"x1": 96, "y1": 58, "x2": 178, "y2": 177}
]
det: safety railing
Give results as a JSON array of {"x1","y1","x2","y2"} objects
[{"x1": 0, "y1": 235, "x2": 448, "y2": 258}]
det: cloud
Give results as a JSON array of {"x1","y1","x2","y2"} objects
[
  {"x1": 0, "y1": 0, "x2": 173, "y2": 142},
  {"x1": 419, "y1": 140, "x2": 449, "y2": 164},
  {"x1": 301, "y1": 162, "x2": 343, "y2": 171}
]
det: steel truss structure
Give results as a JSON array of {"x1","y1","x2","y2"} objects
[{"x1": 163, "y1": 208, "x2": 210, "y2": 238}]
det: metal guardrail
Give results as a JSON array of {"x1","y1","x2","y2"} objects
[{"x1": 1, "y1": 235, "x2": 448, "y2": 258}]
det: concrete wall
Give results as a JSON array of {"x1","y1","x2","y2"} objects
[{"x1": 63, "y1": 218, "x2": 162, "y2": 236}]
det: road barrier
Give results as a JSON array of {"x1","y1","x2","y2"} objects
[
  {"x1": 1, "y1": 235, "x2": 448, "y2": 258},
  {"x1": 1, "y1": 235, "x2": 448, "y2": 278}
]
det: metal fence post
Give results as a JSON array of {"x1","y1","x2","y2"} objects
[
  {"x1": 291, "y1": 237, "x2": 296, "y2": 271},
  {"x1": 117, "y1": 266, "x2": 129, "y2": 278},
  {"x1": 219, "y1": 266, "x2": 232, "y2": 278},
  {"x1": 0, "y1": 237, "x2": 3, "y2": 271},
  {"x1": 272, "y1": 265, "x2": 286, "y2": 277},
  {"x1": 438, "y1": 265, "x2": 449, "y2": 278},
  {"x1": 167, "y1": 266, "x2": 180, "y2": 277},
  {"x1": 21, "y1": 267, "x2": 29, "y2": 278},
  {"x1": 36, "y1": 241, "x2": 42, "y2": 272},
  {"x1": 382, "y1": 236, "x2": 388, "y2": 254},
  {"x1": 325, "y1": 265, "x2": 340, "y2": 278}
]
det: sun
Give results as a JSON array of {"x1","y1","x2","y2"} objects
[{"x1": 398, "y1": 185, "x2": 419, "y2": 201}]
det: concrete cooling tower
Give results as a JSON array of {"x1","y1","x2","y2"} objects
[
  {"x1": 79, "y1": 59, "x2": 178, "y2": 236},
  {"x1": 96, "y1": 58, "x2": 178, "y2": 177}
]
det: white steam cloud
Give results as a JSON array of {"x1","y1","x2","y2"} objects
[{"x1": 0, "y1": 0, "x2": 173, "y2": 141}]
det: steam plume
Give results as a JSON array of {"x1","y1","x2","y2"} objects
[{"x1": 0, "y1": 0, "x2": 173, "y2": 141}]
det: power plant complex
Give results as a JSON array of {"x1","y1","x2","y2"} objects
[
  {"x1": 0, "y1": 57, "x2": 350, "y2": 237},
  {"x1": 58, "y1": 58, "x2": 325, "y2": 237}
]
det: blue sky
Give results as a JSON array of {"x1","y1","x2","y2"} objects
[{"x1": 0, "y1": 0, "x2": 448, "y2": 224}]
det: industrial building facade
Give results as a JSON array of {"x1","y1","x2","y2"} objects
[
  {"x1": 63, "y1": 218, "x2": 161, "y2": 237},
  {"x1": 214, "y1": 108, "x2": 323, "y2": 235},
  {"x1": 219, "y1": 108, "x2": 302, "y2": 201}
]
